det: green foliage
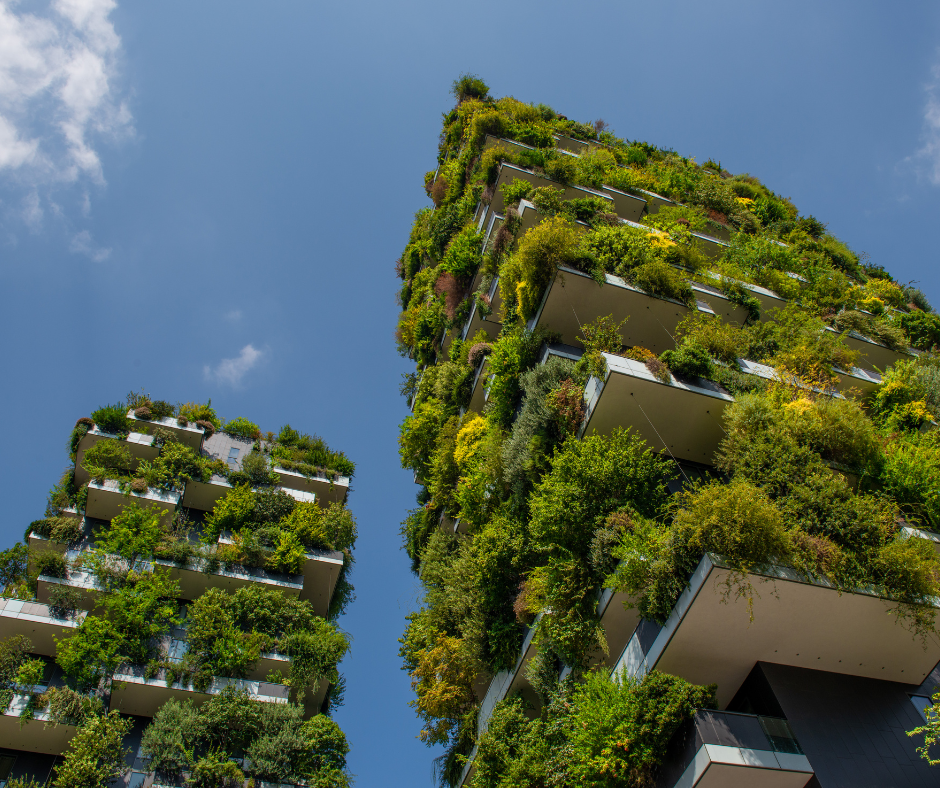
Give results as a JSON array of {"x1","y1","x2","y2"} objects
[
  {"x1": 143, "y1": 687, "x2": 350, "y2": 786},
  {"x1": 91, "y1": 502, "x2": 166, "y2": 572},
  {"x1": 909, "y1": 689, "x2": 940, "y2": 765},
  {"x1": 178, "y1": 400, "x2": 221, "y2": 429},
  {"x1": 452, "y1": 73, "x2": 490, "y2": 103},
  {"x1": 90, "y1": 404, "x2": 131, "y2": 437},
  {"x1": 528, "y1": 429, "x2": 669, "y2": 557},
  {"x1": 659, "y1": 340, "x2": 713, "y2": 380},
  {"x1": 558, "y1": 671, "x2": 716, "y2": 787},
  {"x1": 29, "y1": 516, "x2": 82, "y2": 544},
  {"x1": 500, "y1": 216, "x2": 586, "y2": 320},
  {"x1": 880, "y1": 432, "x2": 940, "y2": 528},
  {"x1": 50, "y1": 710, "x2": 131, "y2": 788},
  {"x1": 225, "y1": 416, "x2": 261, "y2": 439},
  {"x1": 81, "y1": 439, "x2": 133, "y2": 482}
]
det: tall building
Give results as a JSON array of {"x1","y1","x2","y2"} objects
[
  {"x1": 396, "y1": 76, "x2": 940, "y2": 788},
  {"x1": 0, "y1": 396, "x2": 356, "y2": 787}
]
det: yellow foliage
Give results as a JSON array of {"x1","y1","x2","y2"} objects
[
  {"x1": 453, "y1": 414, "x2": 488, "y2": 469},
  {"x1": 409, "y1": 634, "x2": 476, "y2": 745}
]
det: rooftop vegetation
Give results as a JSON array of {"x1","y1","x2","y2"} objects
[
  {"x1": 394, "y1": 76, "x2": 940, "y2": 784},
  {"x1": 0, "y1": 391, "x2": 357, "y2": 787}
]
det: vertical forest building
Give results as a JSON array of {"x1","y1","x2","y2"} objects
[
  {"x1": 0, "y1": 395, "x2": 356, "y2": 787},
  {"x1": 396, "y1": 76, "x2": 940, "y2": 788}
]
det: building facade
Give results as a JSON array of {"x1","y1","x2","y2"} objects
[
  {"x1": 0, "y1": 397, "x2": 356, "y2": 787},
  {"x1": 396, "y1": 77, "x2": 940, "y2": 788}
]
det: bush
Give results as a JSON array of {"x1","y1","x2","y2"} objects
[
  {"x1": 901, "y1": 311, "x2": 940, "y2": 351},
  {"x1": 33, "y1": 550, "x2": 66, "y2": 578},
  {"x1": 452, "y1": 73, "x2": 489, "y2": 103},
  {"x1": 91, "y1": 404, "x2": 131, "y2": 436},
  {"x1": 29, "y1": 516, "x2": 82, "y2": 544},
  {"x1": 81, "y1": 439, "x2": 134, "y2": 482},
  {"x1": 500, "y1": 217, "x2": 586, "y2": 320},
  {"x1": 659, "y1": 341, "x2": 713, "y2": 380},
  {"x1": 225, "y1": 417, "x2": 261, "y2": 440}
]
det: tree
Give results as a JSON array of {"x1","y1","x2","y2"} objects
[{"x1": 51, "y1": 711, "x2": 131, "y2": 788}]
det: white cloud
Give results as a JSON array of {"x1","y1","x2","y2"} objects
[
  {"x1": 906, "y1": 58, "x2": 940, "y2": 185},
  {"x1": 69, "y1": 227, "x2": 109, "y2": 260},
  {"x1": 0, "y1": 0, "x2": 131, "y2": 191},
  {"x1": 204, "y1": 344, "x2": 264, "y2": 387}
]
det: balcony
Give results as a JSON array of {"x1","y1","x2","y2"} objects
[
  {"x1": 110, "y1": 665, "x2": 288, "y2": 717},
  {"x1": 487, "y1": 162, "x2": 615, "y2": 219},
  {"x1": 0, "y1": 598, "x2": 85, "y2": 656},
  {"x1": 0, "y1": 691, "x2": 80, "y2": 755},
  {"x1": 467, "y1": 358, "x2": 490, "y2": 415},
  {"x1": 459, "y1": 275, "x2": 502, "y2": 345},
  {"x1": 613, "y1": 553, "x2": 940, "y2": 707},
  {"x1": 85, "y1": 479, "x2": 179, "y2": 522},
  {"x1": 690, "y1": 231, "x2": 730, "y2": 259},
  {"x1": 272, "y1": 466, "x2": 350, "y2": 507},
  {"x1": 126, "y1": 412, "x2": 204, "y2": 450},
  {"x1": 658, "y1": 710, "x2": 814, "y2": 788},
  {"x1": 529, "y1": 266, "x2": 713, "y2": 355},
  {"x1": 836, "y1": 328, "x2": 915, "y2": 373},
  {"x1": 215, "y1": 536, "x2": 344, "y2": 617},
  {"x1": 180, "y1": 475, "x2": 231, "y2": 512},
  {"x1": 581, "y1": 352, "x2": 734, "y2": 465},
  {"x1": 459, "y1": 623, "x2": 541, "y2": 786},
  {"x1": 73, "y1": 428, "x2": 159, "y2": 486}
]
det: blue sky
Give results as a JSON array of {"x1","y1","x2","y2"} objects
[{"x1": 1, "y1": 0, "x2": 939, "y2": 784}]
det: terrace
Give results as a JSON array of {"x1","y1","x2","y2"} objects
[
  {"x1": 613, "y1": 553, "x2": 940, "y2": 708},
  {"x1": 581, "y1": 352, "x2": 734, "y2": 465},
  {"x1": 73, "y1": 428, "x2": 159, "y2": 486},
  {"x1": 84, "y1": 479, "x2": 179, "y2": 522},
  {"x1": 0, "y1": 598, "x2": 85, "y2": 656},
  {"x1": 657, "y1": 710, "x2": 814, "y2": 788},
  {"x1": 125, "y1": 412, "x2": 204, "y2": 450},
  {"x1": 528, "y1": 265, "x2": 714, "y2": 355},
  {"x1": 110, "y1": 666, "x2": 288, "y2": 717}
]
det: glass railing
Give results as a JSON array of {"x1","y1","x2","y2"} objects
[{"x1": 694, "y1": 709, "x2": 803, "y2": 755}]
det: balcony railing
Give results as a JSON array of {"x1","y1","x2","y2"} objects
[{"x1": 659, "y1": 709, "x2": 814, "y2": 788}]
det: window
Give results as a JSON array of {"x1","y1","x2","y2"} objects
[
  {"x1": 911, "y1": 694, "x2": 932, "y2": 722},
  {"x1": 227, "y1": 447, "x2": 240, "y2": 465}
]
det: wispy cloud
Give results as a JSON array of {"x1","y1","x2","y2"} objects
[
  {"x1": 0, "y1": 0, "x2": 131, "y2": 237},
  {"x1": 905, "y1": 57, "x2": 940, "y2": 185},
  {"x1": 204, "y1": 344, "x2": 264, "y2": 387},
  {"x1": 68, "y1": 227, "x2": 108, "y2": 260}
]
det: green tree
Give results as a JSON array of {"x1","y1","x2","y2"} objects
[{"x1": 51, "y1": 710, "x2": 131, "y2": 788}]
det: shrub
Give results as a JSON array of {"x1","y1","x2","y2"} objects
[
  {"x1": 33, "y1": 550, "x2": 66, "y2": 578},
  {"x1": 659, "y1": 341, "x2": 713, "y2": 380},
  {"x1": 50, "y1": 711, "x2": 132, "y2": 788},
  {"x1": 91, "y1": 404, "x2": 131, "y2": 436},
  {"x1": 452, "y1": 73, "x2": 489, "y2": 103},
  {"x1": 195, "y1": 419, "x2": 216, "y2": 437},
  {"x1": 901, "y1": 311, "x2": 940, "y2": 351},
  {"x1": 81, "y1": 439, "x2": 134, "y2": 483},
  {"x1": 178, "y1": 401, "x2": 221, "y2": 430},
  {"x1": 29, "y1": 516, "x2": 82, "y2": 544},
  {"x1": 500, "y1": 217, "x2": 585, "y2": 320},
  {"x1": 225, "y1": 417, "x2": 261, "y2": 440},
  {"x1": 558, "y1": 670, "x2": 716, "y2": 787}
]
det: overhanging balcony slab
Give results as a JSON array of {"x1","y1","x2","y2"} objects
[
  {"x1": 487, "y1": 162, "x2": 616, "y2": 219},
  {"x1": 837, "y1": 329, "x2": 915, "y2": 373},
  {"x1": 600, "y1": 184, "x2": 647, "y2": 222},
  {"x1": 691, "y1": 232, "x2": 730, "y2": 259},
  {"x1": 581, "y1": 353, "x2": 733, "y2": 465},
  {"x1": 85, "y1": 480, "x2": 179, "y2": 522},
  {"x1": 0, "y1": 693, "x2": 78, "y2": 754},
  {"x1": 158, "y1": 548, "x2": 304, "y2": 602},
  {"x1": 689, "y1": 281, "x2": 751, "y2": 326},
  {"x1": 596, "y1": 586, "x2": 640, "y2": 669},
  {"x1": 530, "y1": 266, "x2": 711, "y2": 355},
  {"x1": 661, "y1": 709, "x2": 813, "y2": 788},
  {"x1": 0, "y1": 599, "x2": 85, "y2": 656},
  {"x1": 181, "y1": 475, "x2": 231, "y2": 512},
  {"x1": 467, "y1": 358, "x2": 490, "y2": 414},
  {"x1": 298, "y1": 549, "x2": 345, "y2": 618},
  {"x1": 36, "y1": 569, "x2": 102, "y2": 611},
  {"x1": 273, "y1": 467, "x2": 350, "y2": 506},
  {"x1": 110, "y1": 668, "x2": 288, "y2": 717},
  {"x1": 614, "y1": 554, "x2": 940, "y2": 707},
  {"x1": 74, "y1": 429, "x2": 159, "y2": 486},
  {"x1": 126, "y1": 412, "x2": 204, "y2": 450}
]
